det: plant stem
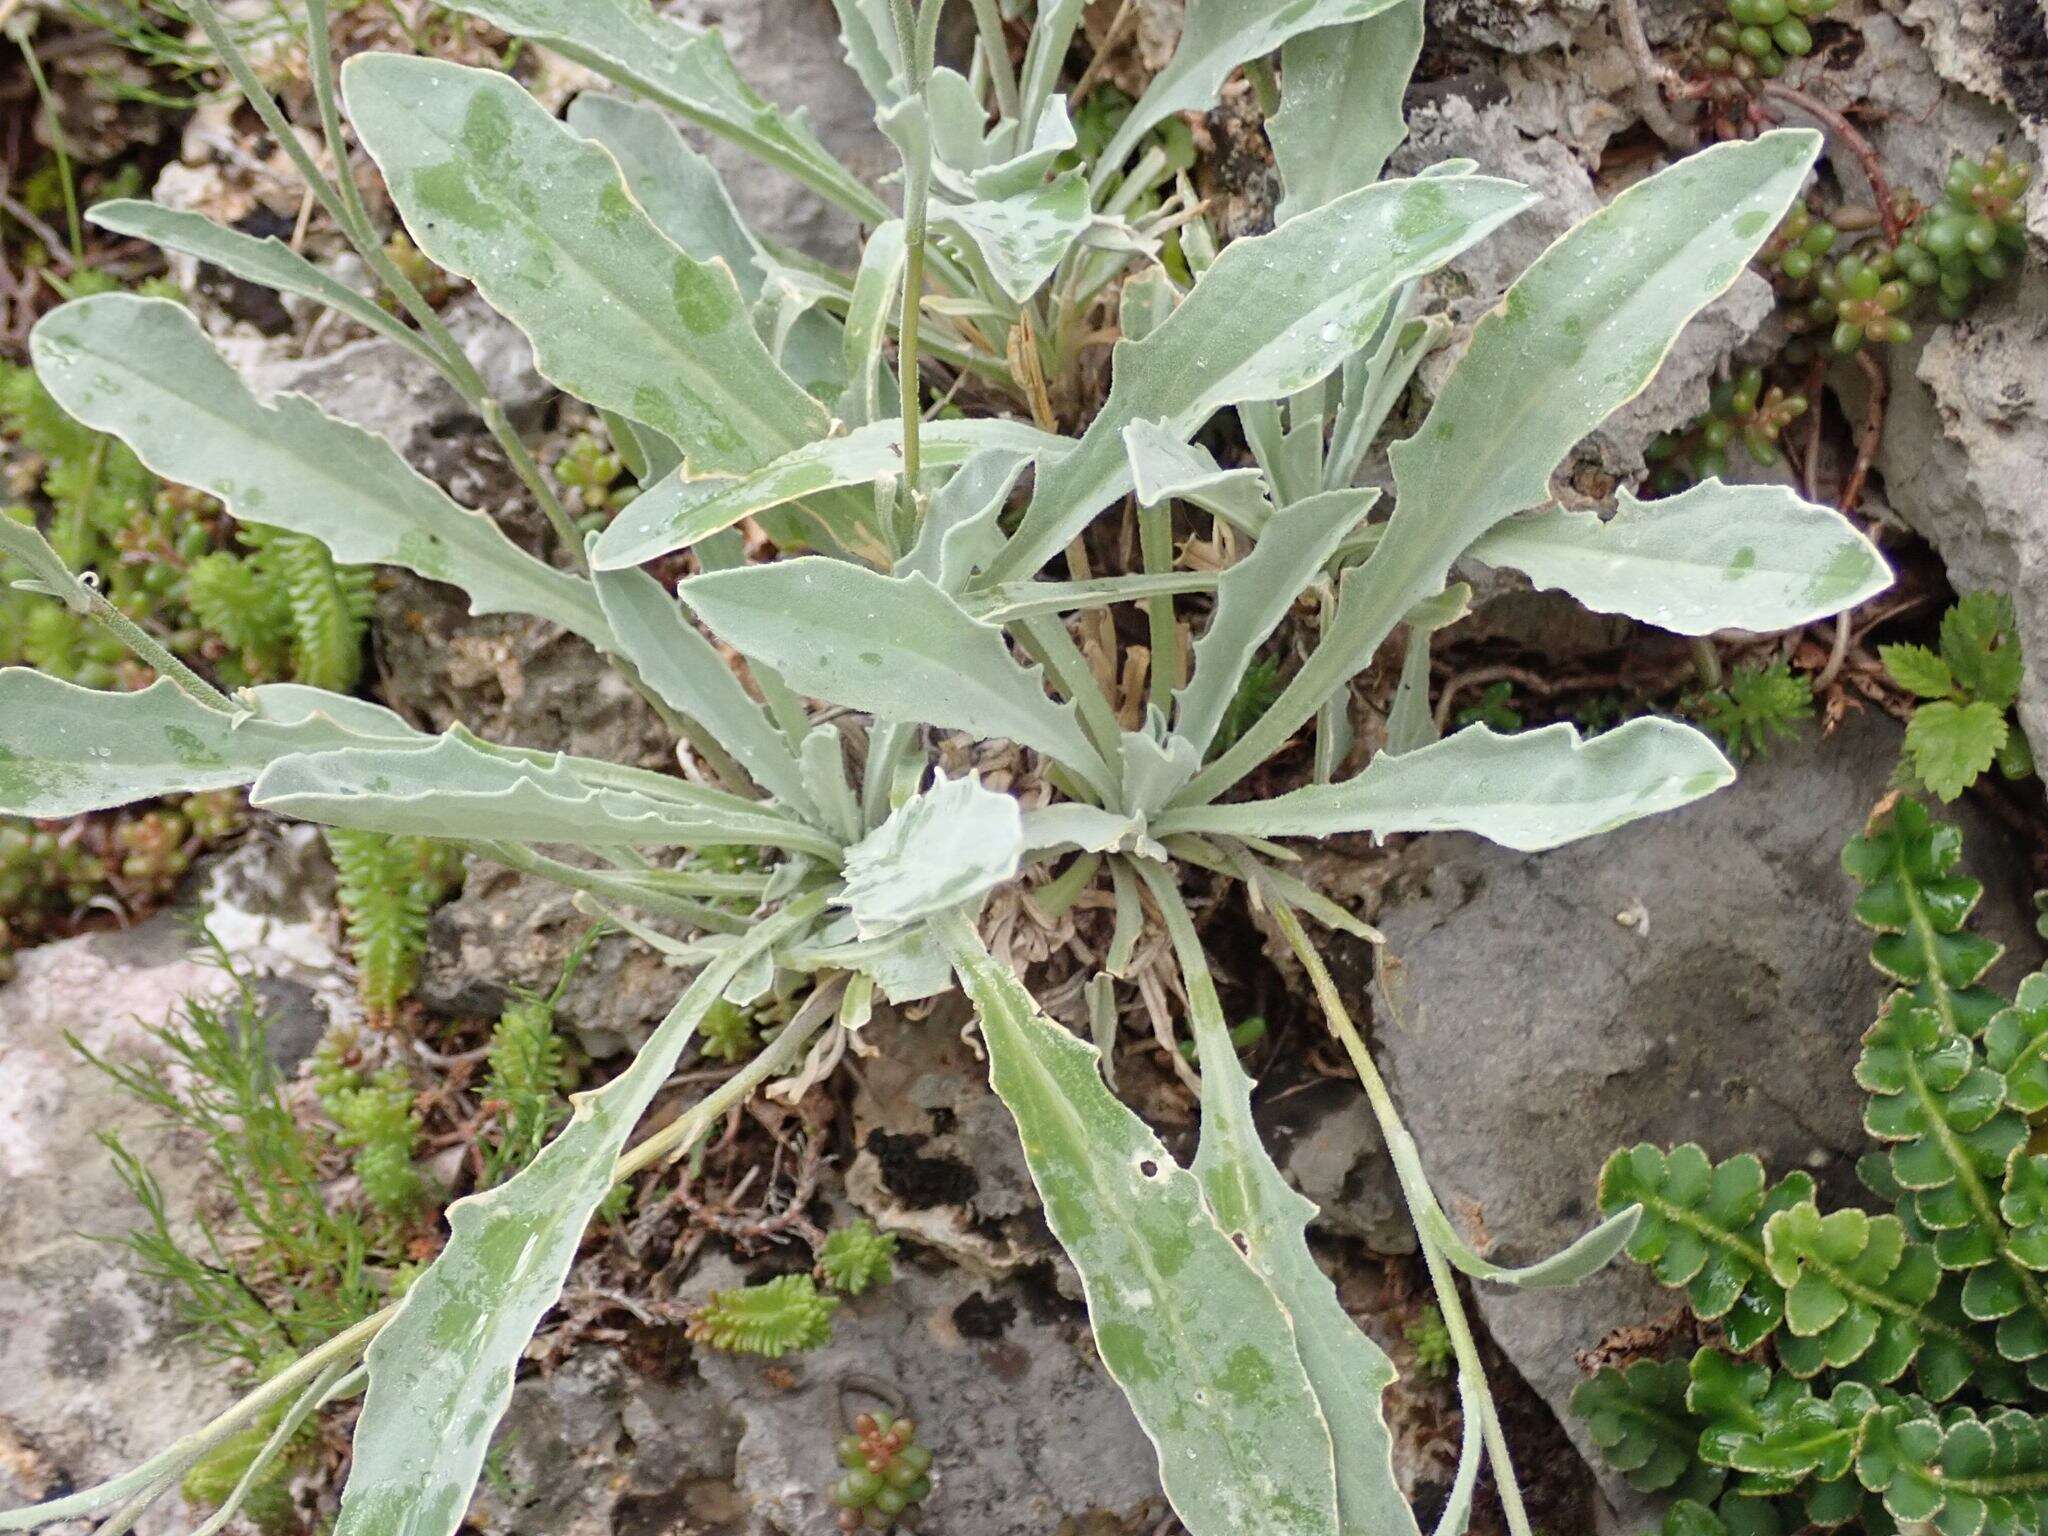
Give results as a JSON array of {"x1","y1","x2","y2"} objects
[
  {"x1": 1758, "y1": 82, "x2": 1905, "y2": 244},
  {"x1": 891, "y1": 0, "x2": 931, "y2": 493}
]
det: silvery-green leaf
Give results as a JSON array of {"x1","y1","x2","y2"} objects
[
  {"x1": 841, "y1": 773, "x2": 1024, "y2": 932},
  {"x1": 984, "y1": 173, "x2": 1535, "y2": 584},
  {"x1": 590, "y1": 564, "x2": 811, "y2": 810},
  {"x1": 788, "y1": 913, "x2": 953, "y2": 1004},
  {"x1": 252, "y1": 735, "x2": 839, "y2": 856},
  {"x1": 29, "y1": 296, "x2": 608, "y2": 646},
  {"x1": 1118, "y1": 268, "x2": 1181, "y2": 345},
  {"x1": 0, "y1": 671, "x2": 423, "y2": 819},
  {"x1": 1015, "y1": 0, "x2": 1087, "y2": 138},
  {"x1": 1468, "y1": 479, "x2": 1891, "y2": 635},
  {"x1": 332, "y1": 895, "x2": 821, "y2": 1536},
  {"x1": 1269, "y1": 0, "x2": 1424, "y2": 223},
  {"x1": 925, "y1": 67, "x2": 1075, "y2": 199},
  {"x1": 1123, "y1": 418, "x2": 1274, "y2": 536},
  {"x1": 0, "y1": 515, "x2": 89, "y2": 611},
  {"x1": 898, "y1": 448, "x2": 1031, "y2": 591},
  {"x1": 86, "y1": 200, "x2": 433, "y2": 359},
  {"x1": 932, "y1": 171, "x2": 1092, "y2": 304},
  {"x1": 1159, "y1": 719, "x2": 1734, "y2": 852},
  {"x1": 1121, "y1": 721, "x2": 1202, "y2": 818},
  {"x1": 799, "y1": 725, "x2": 864, "y2": 844},
  {"x1": 829, "y1": 0, "x2": 903, "y2": 108},
  {"x1": 938, "y1": 910, "x2": 1343, "y2": 1536},
  {"x1": 1383, "y1": 585, "x2": 1471, "y2": 756},
  {"x1": 599, "y1": 408, "x2": 680, "y2": 483},
  {"x1": 593, "y1": 418, "x2": 1064, "y2": 571},
  {"x1": 343, "y1": 56, "x2": 831, "y2": 485},
  {"x1": 1139, "y1": 865, "x2": 1416, "y2": 1536},
  {"x1": 680, "y1": 559, "x2": 1115, "y2": 794},
  {"x1": 1175, "y1": 489, "x2": 1378, "y2": 758},
  {"x1": 438, "y1": 0, "x2": 888, "y2": 223},
  {"x1": 1020, "y1": 803, "x2": 1160, "y2": 857},
  {"x1": 1097, "y1": 0, "x2": 1410, "y2": 181},
  {"x1": 1187, "y1": 129, "x2": 1823, "y2": 802},
  {"x1": 840, "y1": 219, "x2": 907, "y2": 428}
]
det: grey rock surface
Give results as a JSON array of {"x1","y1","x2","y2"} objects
[
  {"x1": 1373, "y1": 712, "x2": 2043, "y2": 1520},
  {"x1": 0, "y1": 919, "x2": 234, "y2": 1534}
]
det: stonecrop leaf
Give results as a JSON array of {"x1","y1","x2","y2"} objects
[
  {"x1": 939, "y1": 911, "x2": 1344, "y2": 1536},
  {"x1": 680, "y1": 559, "x2": 1116, "y2": 796},
  {"x1": 342, "y1": 55, "x2": 832, "y2": 484},
  {"x1": 1469, "y1": 480, "x2": 1892, "y2": 636},
  {"x1": 1188, "y1": 128, "x2": 1824, "y2": 803},
  {"x1": 333, "y1": 896, "x2": 823, "y2": 1536},
  {"x1": 29, "y1": 296, "x2": 609, "y2": 646},
  {"x1": 437, "y1": 0, "x2": 889, "y2": 224},
  {"x1": 983, "y1": 171, "x2": 1538, "y2": 584},
  {"x1": 1158, "y1": 719, "x2": 1735, "y2": 853}
]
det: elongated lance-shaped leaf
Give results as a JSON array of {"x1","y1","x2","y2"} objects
[
  {"x1": 590, "y1": 564, "x2": 812, "y2": 811},
  {"x1": 840, "y1": 219, "x2": 907, "y2": 428},
  {"x1": 593, "y1": 418, "x2": 1066, "y2": 571},
  {"x1": 1158, "y1": 719, "x2": 1734, "y2": 853},
  {"x1": 1270, "y1": 0, "x2": 1423, "y2": 223},
  {"x1": 1095, "y1": 0, "x2": 1410, "y2": 184},
  {"x1": 565, "y1": 91, "x2": 847, "y2": 407},
  {"x1": 1174, "y1": 489, "x2": 1377, "y2": 759},
  {"x1": 87, "y1": 200, "x2": 436, "y2": 360},
  {"x1": 438, "y1": 0, "x2": 888, "y2": 225},
  {"x1": 679, "y1": 558, "x2": 1116, "y2": 797},
  {"x1": 333, "y1": 894, "x2": 824, "y2": 1536},
  {"x1": 1469, "y1": 480, "x2": 1891, "y2": 636},
  {"x1": 1187, "y1": 129, "x2": 1823, "y2": 804},
  {"x1": 0, "y1": 671, "x2": 428, "y2": 818},
  {"x1": 937, "y1": 909, "x2": 1344, "y2": 1536},
  {"x1": 1139, "y1": 865, "x2": 1417, "y2": 1536},
  {"x1": 0, "y1": 514, "x2": 89, "y2": 612},
  {"x1": 1383, "y1": 585, "x2": 1470, "y2": 756},
  {"x1": 251, "y1": 734, "x2": 840, "y2": 858},
  {"x1": 29, "y1": 295, "x2": 609, "y2": 646},
  {"x1": 898, "y1": 448, "x2": 1032, "y2": 592},
  {"x1": 342, "y1": 57, "x2": 839, "y2": 497},
  {"x1": 981, "y1": 172, "x2": 1537, "y2": 585}
]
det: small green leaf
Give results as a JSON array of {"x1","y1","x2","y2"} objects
[
  {"x1": 1986, "y1": 975, "x2": 2048, "y2": 1116},
  {"x1": 1881, "y1": 643, "x2": 1955, "y2": 700},
  {"x1": 1906, "y1": 700, "x2": 2009, "y2": 802},
  {"x1": 1941, "y1": 591, "x2": 2024, "y2": 709},
  {"x1": 1157, "y1": 719, "x2": 1734, "y2": 852},
  {"x1": 839, "y1": 774, "x2": 1024, "y2": 934},
  {"x1": 1571, "y1": 1358, "x2": 1722, "y2": 1500}
]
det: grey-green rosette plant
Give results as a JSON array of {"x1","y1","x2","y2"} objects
[{"x1": 0, "y1": 1, "x2": 1891, "y2": 1532}]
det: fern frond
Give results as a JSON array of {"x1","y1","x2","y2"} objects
[
  {"x1": 325, "y1": 830, "x2": 461, "y2": 1020},
  {"x1": 269, "y1": 530, "x2": 369, "y2": 692},
  {"x1": 1570, "y1": 1358, "x2": 1723, "y2": 1503},
  {"x1": 685, "y1": 1273, "x2": 838, "y2": 1357},
  {"x1": 1845, "y1": 799, "x2": 2006, "y2": 1037}
]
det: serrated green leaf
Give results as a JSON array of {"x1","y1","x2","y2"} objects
[
  {"x1": 343, "y1": 55, "x2": 835, "y2": 493},
  {"x1": 939, "y1": 910, "x2": 1344, "y2": 1536},
  {"x1": 589, "y1": 564, "x2": 810, "y2": 811},
  {"x1": 1270, "y1": 0, "x2": 1423, "y2": 223},
  {"x1": 86, "y1": 200, "x2": 435, "y2": 361},
  {"x1": 1187, "y1": 129, "x2": 1822, "y2": 803},
  {"x1": 840, "y1": 773, "x2": 1024, "y2": 934},
  {"x1": 1571, "y1": 1358, "x2": 1722, "y2": 1500},
  {"x1": 250, "y1": 734, "x2": 838, "y2": 857},
  {"x1": 333, "y1": 895, "x2": 822, "y2": 1536},
  {"x1": 1882, "y1": 643, "x2": 1956, "y2": 700},
  {"x1": 592, "y1": 418, "x2": 1063, "y2": 571},
  {"x1": 1469, "y1": 480, "x2": 1890, "y2": 636},
  {"x1": 1157, "y1": 719, "x2": 1733, "y2": 852},
  {"x1": 1097, "y1": 0, "x2": 1409, "y2": 182},
  {"x1": 1907, "y1": 700, "x2": 2010, "y2": 803},
  {"x1": 1941, "y1": 592, "x2": 2024, "y2": 710},
  {"x1": 29, "y1": 295, "x2": 608, "y2": 646},
  {"x1": 984, "y1": 172, "x2": 1538, "y2": 584},
  {"x1": 679, "y1": 559, "x2": 1114, "y2": 795},
  {"x1": 0, "y1": 671, "x2": 424, "y2": 818},
  {"x1": 1174, "y1": 489, "x2": 1377, "y2": 759},
  {"x1": 437, "y1": 0, "x2": 888, "y2": 224}
]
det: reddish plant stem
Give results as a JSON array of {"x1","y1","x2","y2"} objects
[{"x1": 1757, "y1": 82, "x2": 1906, "y2": 243}]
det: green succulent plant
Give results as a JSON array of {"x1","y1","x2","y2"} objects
[
  {"x1": 686, "y1": 1272, "x2": 840, "y2": 1357},
  {"x1": 0, "y1": 1, "x2": 1901, "y2": 1534},
  {"x1": 1578, "y1": 800, "x2": 2048, "y2": 1536}
]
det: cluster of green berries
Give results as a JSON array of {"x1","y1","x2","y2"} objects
[
  {"x1": 830, "y1": 1412, "x2": 934, "y2": 1531},
  {"x1": 1893, "y1": 148, "x2": 2035, "y2": 319},
  {"x1": 1701, "y1": 0, "x2": 1835, "y2": 82},
  {"x1": 1646, "y1": 367, "x2": 1809, "y2": 490}
]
